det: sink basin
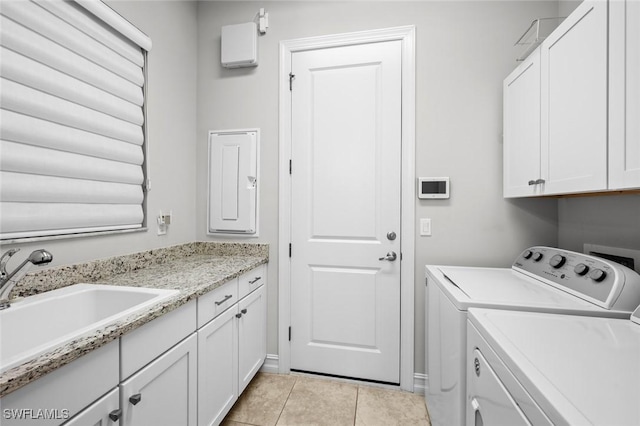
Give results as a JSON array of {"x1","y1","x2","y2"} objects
[{"x1": 0, "y1": 284, "x2": 179, "y2": 373}]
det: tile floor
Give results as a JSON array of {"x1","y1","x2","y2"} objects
[{"x1": 222, "y1": 373, "x2": 431, "y2": 426}]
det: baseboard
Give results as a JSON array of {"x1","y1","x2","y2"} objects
[
  {"x1": 261, "y1": 354, "x2": 428, "y2": 395},
  {"x1": 413, "y1": 373, "x2": 427, "y2": 395},
  {"x1": 260, "y1": 354, "x2": 280, "y2": 374}
]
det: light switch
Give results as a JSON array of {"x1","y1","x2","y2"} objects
[{"x1": 420, "y1": 218, "x2": 432, "y2": 236}]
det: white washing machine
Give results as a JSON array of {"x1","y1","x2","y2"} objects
[
  {"x1": 425, "y1": 246, "x2": 640, "y2": 426},
  {"x1": 467, "y1": 306, "x2": 640, "y2": 425}
]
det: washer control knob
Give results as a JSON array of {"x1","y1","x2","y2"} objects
[
  {"x1": 549, "y1": 254, "x2": 566, "y2": 269},
  {"x1": 589, "y1": 268, "x2": 607, "y2": 282},
  {"x1": 523, "y1": 250, "x2": 533, "y2": 260},
  {"x1": 574, "y1": 263, "x2": 590, "y2": 276},
  {"x1": 532, "y1": 252, "x2": 544, "y2": 262}
]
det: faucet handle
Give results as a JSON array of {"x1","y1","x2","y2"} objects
[{"x1": 0, "y1": 249, "x2": 20, "y2": 278}]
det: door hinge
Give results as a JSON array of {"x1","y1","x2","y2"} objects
[
  {"x1": 289, "y1": 159, "x2": 292, "y2": 175},
  {"x1": 289, "y1": 72, "x2": 295, "y2": 91},
  {"x1": 289, "y1": 243, "x2": 292, "y2": 257},
  {"x1": 288, "y1": 326, "x2": 292, "y2": 341}
]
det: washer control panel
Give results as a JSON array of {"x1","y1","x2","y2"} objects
[{"x1": 513, "y1": 246, "x2": 628, "y2": 308}]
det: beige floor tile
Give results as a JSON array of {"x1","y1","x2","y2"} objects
[
  {"x1": 225, "y1": 373, "x2": 297, "y2": 426},
  {"x1": 355, "y1": 385, "x2": 430, "y2": 426},
  {"x1": 276, "y1": 376, "x2": 358, "y2": 426},
  {"x1": 221, "y1": 421, "x2": 253, "y2": 426}
]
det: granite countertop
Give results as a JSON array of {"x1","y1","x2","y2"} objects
[{"x1": 0, "y1": 243, "x2": 268, "y2": 397}]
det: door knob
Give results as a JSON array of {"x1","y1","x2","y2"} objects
[{"x1": 379, "y1": 252, "x2": 397, "y2": 261}]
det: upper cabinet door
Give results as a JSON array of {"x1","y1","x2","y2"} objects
[
  {"x1": 503, "y1": 48, "x2": 542, "y2": 198},
  {"x1": 609, "y1": 0, "x2": 640, "y2": 189},
  {"x1": 540, "y1": 0, "x2": 608, "y2": 195}
]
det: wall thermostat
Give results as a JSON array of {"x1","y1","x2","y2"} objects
[{"x1": 418, "y1": 177, "x2": 449, "y2": 199}]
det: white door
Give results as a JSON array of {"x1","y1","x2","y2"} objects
[
  {"x1": 238, "y1": 285, "x2": 267, "y2": 392},
  {"x1": 503, "y1": 48, "x2": 542, "y2": 198},
  {"x1": 609, "y1": 0, "x2": 640, "y2": 189},
  {"x1": 198, "y1": 307, "x2": 238, "y2": 426},
  {"x1": 289, "y1": 40, "x2": 402, "y2": 384},
  {"x1": 120, "y1": 335, "x2": 197, "y2": 426},
  {"x1": 540, "y1": 0, "x2": 608, "y2": 195}
]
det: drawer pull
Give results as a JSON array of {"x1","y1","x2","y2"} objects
[
  {"x1": 241, "y1": 308, "x2": 248, "y2": 314},
  {"x1": 215, "y1": 294, "x2": 233, "y2": 305},
  {"x1": 129, "y1": 393, "x2": 142, "y2": 405},
  {"x1": 108, "y1": 409, "x2": 122, "y2": 421},
  {"x1": 236, "y1": 313, "x2": 243, "y2": 318},
  {"x1": 249, "y1": 277, "x2": 261, "y2": 284}
]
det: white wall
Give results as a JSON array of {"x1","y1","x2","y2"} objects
[
  {"x1": 558, "y1": 195, "x2": 640, "y2": 253},
  {"x1": 195, "y1": 1, "x2": 559, "y2": 375},
  {"x1": 1, "y1": 2, "x2": 199, "y2": 266}
]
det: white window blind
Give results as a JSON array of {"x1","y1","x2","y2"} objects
[{"x1": 0, "y1": 0, "x2": 152, "y2": 241}]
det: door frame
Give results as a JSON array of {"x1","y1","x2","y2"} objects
[{"x1": 278, "y1": 26, "x2": 416, "y2": 391}]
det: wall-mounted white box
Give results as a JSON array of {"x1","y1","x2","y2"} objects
[
  {"x1": 221, "y1": 22, "x2": 258, "y2": 68},
  {"x1": 208, "y1": 129, "x2": 259, "y2": 235}
]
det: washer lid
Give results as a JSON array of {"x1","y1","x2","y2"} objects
[
  {"x1": 469, "y1": 308, "x2": 640, "y2": 426},
  {"x1": 430, "y1": 266, "x2": 618, "y2": 314}
]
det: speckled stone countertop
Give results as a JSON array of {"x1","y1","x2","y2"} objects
[{"x1": 0, "y1": 242, "x2": 268, "y2": 397}]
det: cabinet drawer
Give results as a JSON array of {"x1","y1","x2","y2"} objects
[
  {"x1": 238, "y1": 264, "x2": 266, "y2": 300},
  {"x1": 1, "y1": 340, "x2": 119, "y2": 426},
  {"x1": 121, "y1": 300, "x2": 196, "y2": 380},
  {"x1": 197, "y1": 278, "x2": 238, "y2": 328},
  {"x1": 63, "y1": 387, "x2": 119, "y2": 426}
]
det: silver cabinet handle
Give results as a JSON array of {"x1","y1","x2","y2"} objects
[
  {"x1": 249, "y1": 277, "x2": 261, "y2": 284},
  {"x1": 379, "y1": 252, "x2": 397, "y2": 261},
  {"x1": 215, "y1": 294, "x2": 233, "y2": 305},
  {"x1": 535, "y1": 178, "x2": 546, "y2": 184},
  {"x1": 108, "y1": 409, "x2": 122, "y2": 421},
  {"x1": 528, "y1": 180, "x2": 537, "y2": 186},
  {"x1": 129, "y1": 393, "x2": 142, "y2": 405}
]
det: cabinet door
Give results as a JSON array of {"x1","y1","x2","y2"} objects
[
  {"x1": 63, "y1": 388, "x2": 119, "y2": 426},
  {"x1": 238, "y1": 284, "x2": 266, "y2": 393},
  {"x1": 540, "y1": 0, "x2": 608, "y2": 195},
  {"x1": 610, "y1": 0, "x2": 640, "y2": 189},
  {"x1": 503, "y1": 48, "x2": 542, "y2": 198},
  {"x1": 198, "y1": 306, "x2": 239, "y2": 426},
  {"x1": 120, "y1": 334, "x2": 197, "y2": 426}
]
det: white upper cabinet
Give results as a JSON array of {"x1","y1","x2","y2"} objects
[
  {"x1": 609, "y1": 0, "x2": 640, "y2": 189},
  {"x1": 503, "y1": 48, "x2": 542, "y2": 197},
  {"x1": 540, "y1": 0, "x2": 608, "y2": 195},
  {"x1": 504, "y1": 0, "x2": 640, "y2": 197}
]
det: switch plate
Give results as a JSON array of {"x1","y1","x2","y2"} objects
[{"x1": 420, "y1": 218, "x2": 432, "y2": 236}]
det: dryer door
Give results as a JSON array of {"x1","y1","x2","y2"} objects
[{"x1": 467, "y1": 349, "x2": 531, "y2": 426}]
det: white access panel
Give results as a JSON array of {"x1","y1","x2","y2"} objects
[
  {"x1": 208, "y1": 130, "x2": 259, "y2": 235},
  {"x1": 221, "y1": 22, "x2": 258, "y2": 68}
]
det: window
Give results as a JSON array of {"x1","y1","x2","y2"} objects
[{"x1": 0, "y1": 0, "x2": 151, "y2": 241}]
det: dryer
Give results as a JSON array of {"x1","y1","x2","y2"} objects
[
  {"x1": 425, "y1": 246, "x2": 640, "y2": 426},
  {"x1": 467, "y1": 306, "x2": 640, "y2": 425}
]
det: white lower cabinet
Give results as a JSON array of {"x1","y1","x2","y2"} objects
[
  {"x1": 62, "y1": 388, "x2": 120, "y2": 426},
  {"x1": 198, "y1": 280, "x2": 267, "y2": 426},
  {"x1": 0, "y1": 340, "x2": 119, "y2": 426},
  {"x1": 120, "y1": 334, "x2": 198, "y2": 426},
  {"x1": 1, "y1": 265, "x2": 267, "y2": 426},
  {"x1": 198, "y1": 306, "x2": 239, "y2": 426},
  {"x1": 238, "y1": 285, "x2": 267, "y2": 393}
]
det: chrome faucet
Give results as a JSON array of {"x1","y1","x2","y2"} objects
[{"x1": 0, "y1": 249, "x2": 53, "y2": 310}]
